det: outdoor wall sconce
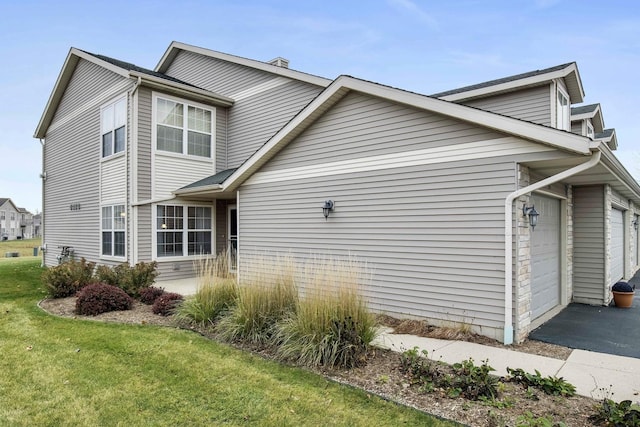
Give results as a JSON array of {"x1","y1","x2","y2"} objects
[
  {"x1": 633, "y1": 219, "x2": 639, "y2": 231},
  {"x1": 523, "y1": 204, "x2": 540, "y2": 230},
  {"x1": 322, "y1": 200, "x2": 334, "y2": 220}
]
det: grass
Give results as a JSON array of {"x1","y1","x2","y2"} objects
[
  {"x1": 0, "y1": 237, "x2": 41, "y2": 259},
  {"x1": 0, "y1": 259, "x2": 453, "y2": 426}
]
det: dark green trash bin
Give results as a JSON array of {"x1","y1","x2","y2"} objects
[{"x1": 33, "y1": 247, "x2": 38, "y2": 256}]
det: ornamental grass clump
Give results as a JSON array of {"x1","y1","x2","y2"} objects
[
  {"x1": 217, "y1": 255, "x2": 297, "y2": 344},
  {"x1": 175, "y1": 254, "x2": 238, "y2": 326},
  {"x1": 75, "y1": 282, "x2": 133, "y2": 316},
  {"x1": 275, "y1": 257, "x2": 377, "y2": 368}
]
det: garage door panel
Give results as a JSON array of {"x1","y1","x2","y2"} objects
[
  {"x1": 610, "y1": 209, "x2": 624, "y2": 285},
  {"x1": 531, "y1": 195, "x2": 560, "y2": 319}
]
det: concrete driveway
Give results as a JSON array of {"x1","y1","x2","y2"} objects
[{"x1": 530, "y1": 278, "x2": 640, "y2": 359}]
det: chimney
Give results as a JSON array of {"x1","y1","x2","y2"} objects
[{"x1": 268, "y1": 57, "x2": 289, "y2": 68}]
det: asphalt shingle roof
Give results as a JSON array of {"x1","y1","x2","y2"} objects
[
  {"x1": 571, "y1": 104, "x2": 599, "y2": 115},
  {"x1": 179, "y1": 168, "x2": 237, "y2": 190},
  {"x1": 431, "y1": 62, "x2": 575, "y2": 97}
]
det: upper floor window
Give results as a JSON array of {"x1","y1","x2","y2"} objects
[
  {"x1": 155, "y1": 96, "x2": 213, "y2": 158},
  {"x1": 102, "y1": 204, "x2": 126, "y2": 258},
  {"x1": 101, "y1": 98, "x2": 126, "y2": 157},
  {"x1": 0, "y1": 211, "x2": 4, "y2": 220},
  {"x1": 556, "y1": 89, "x2": 569, "y2": 131},
  {"x1": 10, "y1": 212, "x2": 15, "y2": 221},
  {"x1": 586, "y1": 121, "x2": 594, "y2": 138}
]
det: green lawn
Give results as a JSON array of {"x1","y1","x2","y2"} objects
[
  {"x1": 0, "y1": 259, "x2": 454, "y2": 426},
  {"x1": 0, "y1": 237, "x2": 42, "y2": 259}
]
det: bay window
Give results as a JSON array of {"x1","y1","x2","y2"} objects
[
  {"x1": 156, "y1": 205, "x2": 212, "y2": 257},
  {"x1": 102, "y1": 205, "x2": 126, "y2": 257},
  {"x1": 155, "y1": 96, "x2": 213, "y2": 158}
]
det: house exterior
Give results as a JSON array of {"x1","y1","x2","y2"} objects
[
  {"x1": 0, "y1": 198, "x2": 34, "y2": 240},
  {"x1": 35, "y1": 42, "x2": 640, "y2": 344}
]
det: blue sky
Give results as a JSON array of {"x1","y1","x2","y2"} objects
[{"x1": 1, "y1": 0, "x2": 639, "y2": 213}]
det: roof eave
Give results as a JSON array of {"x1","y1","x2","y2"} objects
[
  {"x1": 155, "y1": 41, "x2": 332, "y2": 88},
  {"x1": 129, "y1": 71, "x2": 234, "y2": 107},
  {"x1": 173, "y1": 184, "x2": 223, "y2": 196},
  {"x1": 220, "y1": 76, "x2": 591, "y2": 193},
  {"x1": 34, "y1": 48, "x2": 131, "y2": 139},
  {"x1": 597, "y1": 142, "x2": 640, "y2": 200},
  {"x1": 439, "y1": 63, "x2": 585, "y2": 104}
]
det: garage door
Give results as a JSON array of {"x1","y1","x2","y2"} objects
[
  {"x1": 635, "y1": 215, "x2": 639, "y2": 267},
  {"x1": 531, "y1": 194, "x2": 560, "y2": 319},
  {"x1": 610, "y1": 208, "x2": 624, "y2": 285}
]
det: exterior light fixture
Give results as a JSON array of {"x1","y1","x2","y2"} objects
[
  {"x1": 634, "y1": 219, "x2": 639, "y2": 231},
  {"x1": 322, "y1": 200, "x2": 334, "y2": 220},
  {"x1": 523, "y1": 204, "x2": 540, "y2": 230}
]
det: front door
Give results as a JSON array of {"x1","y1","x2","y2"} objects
[{"x1": 228, "y1": 205, "x2": 237, "y2": 271}]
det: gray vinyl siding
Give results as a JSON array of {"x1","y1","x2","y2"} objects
[
  {"x1": 43, "y1": 62, "x2": 130, "y2": 266},
  {"x1": 462, "y1": 85, "x2": 552, "y2": 126},
  {"x1": 572, "y1": 185, "x2": 605, "y2": 304},
  {"x1": 156, "y1": 260, "x2": 197, "y2": 281},
  {"x1": 53, "y1": 59, "x2": 126, "y2": 122},
  {"x1": 226, "y1": 80, "x2": 323, "y2": 167},
  {"x1": 216, "y1": 108, "x2": 227, "y2": 172},
  {"x1": 236, "y1": 92, "x2": 543, "y2": 338},
  {"x1": 163, "y1": 50, "x2": 324, "y2": 169},
  {"x1": 137, "y1": 87, "x2": 153, "y2": 201},
  {"x1": 165, "y1": 50, "x2": 275, "y2": 96},
  {"x1": 261, "y1": 92, "x2": 506, "y2": 172},
  {"x1": 571, "y1": 121, "x2": 583, "y2": 136},
  {"x1": 44, "y1": 108, "x2": 101, "y2": 266}
]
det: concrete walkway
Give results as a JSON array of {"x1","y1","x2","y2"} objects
[{"x1": 373, "y1": 328, "x2": 640, "y2": 402}]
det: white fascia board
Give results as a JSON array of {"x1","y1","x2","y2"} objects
[
  {"x1": 34, "y1": 48, "x2": 132, "y2": 138},
  {"x1": 597, "y1": 141, "x2": 640, "y2": 199},
  {"x1": 221, "y1": 76, "x2": 590, "y2": 193},
  {"x1": 155, "y1": 41, "x2": 332, "y2": 88},
  {"x1": 129, "y1": 71, "x2": 234, "y2": 107},
  {"x1": 174, "y1": 184, "x2": 222, "y2": 196},
  {"x1": 440, "y1": 63, "x2": 584, "y2": 103}
]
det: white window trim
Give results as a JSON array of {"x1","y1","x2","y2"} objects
[
  {"x1": 152, "y1": 202, "x2": 214, "y2": 261},
  {"x1": 556, "y1": 84, "x2": 570, "y2": 131},
  {"x1": 100, "y1": 95, "x2": 127, "y2": 160},
  {"x1": 151, "y1": 92, "x2": 216, "y2": 161},
  {"x1": 101, "y1": 203, "x2": 127, "y2": 260},
  {"x1": 586, "y1": 121, "x2": 594, "y2": 138}
]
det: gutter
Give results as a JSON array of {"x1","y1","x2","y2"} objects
[{"x1": 502, "y1": 150, "x2": 602, "y2": 344}]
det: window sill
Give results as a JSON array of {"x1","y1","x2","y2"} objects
[{"x1": 101, "y1": 152, "x2": 126, "y2": 163}]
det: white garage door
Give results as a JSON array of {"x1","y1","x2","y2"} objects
[
  {"x1": 610, "y1": 208, "x2": 624, "y2": 285},
  {"x1": 531, "y1": 194, "x2": 561, "y2": 319},
  {"x1": 635, "y1": 215, "x2": 639, "y2": 267}
]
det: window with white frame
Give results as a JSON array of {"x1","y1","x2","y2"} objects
[
  {"x1": 156, "y1": 205, "x2": 212, "y2": 257},
  {"x1": 102, "y1": 205, "x2": 126, "y2": 257},
  {"x1": 155, "y1": 96, "x2": 213, "y2": 158},
  {"x1": 101, "y1": 98, "x2": 126, "y2": 158},
  {"x1": 10, "y1": 212, "x2": 15, "y2": 221},
  {"x1": 0, "y1": 211, "x2": 4, "y2": 220},
  {"x1": 556, "y1": 89, "x2": 570, "y2": 131},
  {"x1": 586, "y1": 121, "x2": 594, "y2": 138}
]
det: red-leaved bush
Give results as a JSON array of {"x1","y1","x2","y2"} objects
[
  {"x1": 152, "y1": 292, "x2": 183, "y2": 316},
  {"x1": 139, "y1": 286, "x2": 165, "y2": 305},
  {"x1": 75, "y1": 283, "x2": 133, "y2": 316}
]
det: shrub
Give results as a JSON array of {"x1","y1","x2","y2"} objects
[
  {"x1": 612, "y1": 281, "x2": 635, "y2": 293},
  {"x1": 507, "y1": 368, "x2": 576, "y2": 397},
  {"x1": 75, "y1": 283, "x2": 133, "y2": 316},
  {"x1": 590, "y1": 398, "x2": 640, "y2": 426},
  {"x1": 152, "y1": 292, "x2": 183, "y2": 316},
  {"x1": 95, "y1": 262, "x2": 158, "y2": 297},
  {"x1": 450, "y1": 358, "x2": 499, "y2": 400},
  {"x1": 42, "y1": 258, "x2": 96, "y2": 298},
  {"x1": 139, "y1": 286, "x2": 165, "y2": 305},
  {"x1": 274, "y1": 256, "x2": 377, "y2": 368}
]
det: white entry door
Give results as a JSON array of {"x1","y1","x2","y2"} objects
[
  {"x1": 610, "y1": 208, "x2": 624, "y2": 285},
  {"x1": 531, "y1": 195, "x2": 561, "y2": 319}
]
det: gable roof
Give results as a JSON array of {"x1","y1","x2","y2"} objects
[
  {"x1": 178, "y1": 168, "x2": 237, "y2": 190},
  {"x1": 34, "y1": 48, "x2": 234, "y2": 139},
  {"x1": 175, "y1": 75, "x2": 592, "y2": 197},
  {"x1": 571, "y1": 103, "x2": 604, "y2": 133},
  {"x1": 0, "y1": 198, "x2": 19, "y2": 211},
  {"x1": 595, "y1": 128, "x2": 617, "y2": 150},
  {"x1": 155, "y1": 41, "x2": 332, "y2": 88},
  {"x1": 432, "y1": 62, "x2": 585, "y2": 104}
]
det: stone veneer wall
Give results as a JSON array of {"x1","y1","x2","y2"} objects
[
  {"x1": 604, "y1": 185, "x2": 612, "y2": 304},
  {"x1": 515, "y1": 164, "x2": 531, "y2": 343},
  {"x1": 566, "y1": 185, "x2": 574, "y2": 302}
]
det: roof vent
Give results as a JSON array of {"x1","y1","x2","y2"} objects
[{"x1": 268, "y1": 57, "x2": 289, "y2": 68}]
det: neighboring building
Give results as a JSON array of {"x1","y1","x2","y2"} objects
[
  {"x1": 0, "y1": 198, "x2": 34, "y2": 240},
  {"x1": 35, "y1": 42, "x2": 640, "y2": 344},
  {"x1": 33, "y1": 213, "x2": 42, "y2": 237}
]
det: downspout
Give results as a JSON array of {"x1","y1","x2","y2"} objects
[
  {"x1": 39, "y1": 138, "x2": 45, "y2": 267},
  {"x1": 128, "y1": 76, "x2": 141, "y2": 264},
  {"x1": 503, "y1": 150, "x2": 601, "y2": 344}
]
